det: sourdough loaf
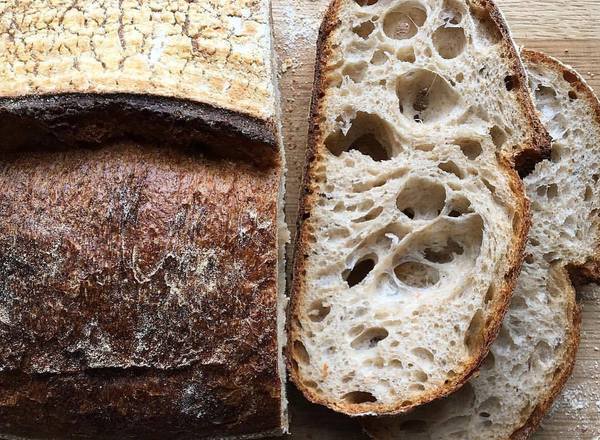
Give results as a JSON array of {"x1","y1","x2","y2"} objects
[
  {"x1": 362, "y1": 50, "x2": 600, "y2": 439},
  {"x1": 288, "y1": 0, "x2": 550, "y2": 416},
  {"x1": 0, "y1": 1, "x2": 288, "y2": 439}
]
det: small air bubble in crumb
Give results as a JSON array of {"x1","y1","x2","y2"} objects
[{"x1": 594, "y1": 346, "x2": 599, "y2": 351}]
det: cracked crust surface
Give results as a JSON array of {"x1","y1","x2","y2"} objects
[
  {"x1": 288, "y1": 0, "x2": 548, "y2": 417},
  {"x1": 0, "y1": 1, "x2": 287, "y2": 438},
  {"x1": 0, "y1": 0, "x2": 276, "y2": 123}
]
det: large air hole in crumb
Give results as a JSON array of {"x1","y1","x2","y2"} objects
[
  {"x1": 490, "y1": 125, "x2": 507, "y2": 148},
  {"x1": 308, "y1": 299, "x2": 331, "y2": 322},
  {"x1": 479, "y1": 396, "x2": 500, "y2": 415},
  {"x1": 342, "y1": 62, "x2": 369, "y2": 83},
  {"x1": 353, "y1": 21, "x2": 375, "y2": 39},
  {"x1": 371, "y1": 49, "x2": 389, "y2": 65},
  {"x1": 447, "y1": 196, "x2": 473, "y2": 217},
  {"x1": 353, "y1": 206, "x2": 384, "y2": 223},
  {"x1": 464, "y1": 310, "x2": 484, "y2": 355},
  {"x1": 424, "y1": 239, "x2": 464, "y2": 264},
  {"x1": 396, "y1": 177, "x2": 446, "y2": 219},
  {"x1": 344, "y1": 255, "x2": 376, "y2": 287},
  {"x1": 293, "y1": 340, "x2": 310, "y2": 365},
  {"x1": 412, "y1": 347, "x2": 434, "y2": 364},
  {"x1": 383, "y1": 2, "x2": 427, "y2": 40},
  {"x1": 396, "y1": 69, "x2": 460, "y2": 124},
  {"x1": 456, "y1": 139, "x2": 482, "y2": 160},
  {"x1": 531, "y1": 341, "x2": 552, "y2": 367},
  {"x1": 351, "y1": 327, "x2": 389, "y2": 350},
  {"x1": 343, "y1": 391, "x2": 377, "y2": 404},
  {"x1": 415, "y1": 143, "x2": 435, "y2": 152},
  {"x1": 481, "y1": 351, "x2": 495, "y2": 371},
  {"x1": 325, "y1": 112, "x2": 393, "y2": 160},
  {"x1": 397, "y1": 46, "x2": 416, "y2": 63},
  {"x1": 569, "y1": 90, "x2": 578, "y2": 100},
  {"x1": 432, "y1": 26, "x2": 466, "y2": 59},
  {"x1": 438, "y1": 161, "x2": 464, "y2": 179},
  {"x1": 481, "y1": 177, "x2": 496, "y2": 195},
  {"x1": 395, "y1": 262, "x2": 440, "y2": 287}
]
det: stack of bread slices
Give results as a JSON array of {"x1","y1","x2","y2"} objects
[{"x1": 288, "y1": 0, "x2": 600, "y2": 438}]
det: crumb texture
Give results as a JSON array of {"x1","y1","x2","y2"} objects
[
  {"x1": 0, "y1": 0, "x2": 275, "y2": 121},
  {"x1": 0, "y1": 143, "x2": 282, "y2": 439},
  {"x1": 362, "y1": 53, "x2": 600, "y2": 438},
  {"x1": 290, "y1": 0, "x2": 544, "y2": 415}
]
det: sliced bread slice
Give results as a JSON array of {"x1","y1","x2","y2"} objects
[
  {"x1": 288, "y1": 0, "x2": 550, "y2": 416},
  {"x1": 362, "y1": 50, "x2": 600, "y2": 439}
]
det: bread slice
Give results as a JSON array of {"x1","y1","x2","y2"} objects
[
  {"x1": 0, "y1": 1, "x2": 288, "y2": 439},
  {"x1": 361, "y1": 50, "x2": 600, "y2": 439},
  {"x1": 288, "y1": 0, "x2": 549, "y2": 416}
]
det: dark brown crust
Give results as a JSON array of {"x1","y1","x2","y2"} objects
[
  {"x1": 0, "y1": 142, "x2": 283, "y2": 440},
  {"x1": 0, "y1": 93, "x2": 278, "y2": 167},
  {"x1": 507, "y1": 49, "x2": 600, "y2": 440},
  {"x1": 287, "y1": 0, "x2": 546, "y2": 416}
]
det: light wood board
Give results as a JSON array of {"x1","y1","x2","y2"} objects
[{"x1": 271, "y1": 0, "x2": 600, "y2": 438}]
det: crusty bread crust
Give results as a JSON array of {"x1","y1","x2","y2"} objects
[
  {"x1": 506, "y1": 48, "x2": 600, "y2": 439},
  {"x1": 0, "y1": 93, "x2": 278, "y2": 166},
  {"x1": 287, "y1": 0, "x2": 548, "y2": 416},
  {"x1": 0, "y1": 142, "x2": 284, "y2": 440},
  {"x1": 0, "y1": 1, "x2": 287, "y2": 439},
  {"x1": 0, "y1": 0, "x2": 277, "y2": 123}
]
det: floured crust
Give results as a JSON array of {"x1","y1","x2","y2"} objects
[
  {"x1": 0, "y1": 0, "x2": 276, "y2": 123},
  {"x1": 0, "y1": 1, "x2": 287, "y2": 438},
  {"x1": 288, "y1": 0, "x2": 546, "y2": 416},
  {"x1": 0, "y1": 142, "x2": 284, "y2": 440}
]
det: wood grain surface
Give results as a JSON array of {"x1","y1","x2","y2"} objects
[{"x1": 271, "y1": 0, "x2": 600, "y2": 438}]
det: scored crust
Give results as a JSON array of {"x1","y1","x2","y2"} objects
[
  {"x1": 0, "y1": 1, "x2": 287, "y2": 439},
  {"x1": 0, "y1": 0, "x2": 277, "y2": 123},
  {"x1": 288, "y1": 0, "x2": 549, "y2": 416}
]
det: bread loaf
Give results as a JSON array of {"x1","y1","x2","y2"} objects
[
  {"x1": 362, "y1": 50, "x2": 600, "y2": 439},
  {"x1": 287, "y1": 0, "x2": 549, "y2": 416},
  {"x1": 0, "y1": 1, "x2": 288, "y2": 439}
]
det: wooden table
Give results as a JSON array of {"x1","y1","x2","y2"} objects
[{"x1": 271, "y1": 0, "x2": 600, "y2": 437}]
